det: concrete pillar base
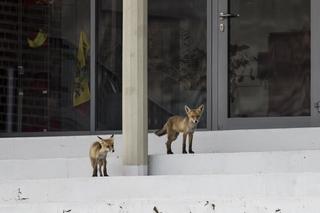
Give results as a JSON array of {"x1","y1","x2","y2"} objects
[{"x1": 124, "y1": 165, "x2": 148, "y2": 176}]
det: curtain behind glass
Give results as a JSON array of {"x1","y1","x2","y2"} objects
[{"x1": 0, "y1": 0, "x2": 91, "y2": 132}]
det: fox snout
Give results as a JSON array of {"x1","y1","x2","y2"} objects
[
  {"x1": 107, "y1": 147, "x2": 115, "y2": 153},
  {"x1": 100, "y1": 146, "x2": 114, "y2": 153},
  {"x1": 108, "y1": 145, "x2": 115, "y2": 153},
  {"x1": 190, "y1": 118, "x2": 199, "y2": 124}
]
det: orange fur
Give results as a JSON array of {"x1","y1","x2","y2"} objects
[
  {"x1": 155, "y1": 105, "x2": 204, "y2": 154},
  {"x1": 89, "y1": 135, "x2": 114, "y2": 176}
]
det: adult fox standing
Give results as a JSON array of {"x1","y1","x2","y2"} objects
[
  {"x1": 89, "y1": 135, "x2": 114, "y2": 177},
  {"x1": 155, "y1": 104, "x2": 204, "y2": 154}
]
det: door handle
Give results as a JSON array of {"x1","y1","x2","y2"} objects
[
  {"x1": 219, "y1": 12, "x2": 240, "y2": 20},
  {"x1": 314, "y1": 101, "x2": 320, "y2": 113}
]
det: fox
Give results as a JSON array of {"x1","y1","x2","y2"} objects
[
  {"x1": 89, "y1": 135, "x2": 115, "y2": 177},
  {"x1": 155, "y1": 104, "x2": 204, "y2": 154}
]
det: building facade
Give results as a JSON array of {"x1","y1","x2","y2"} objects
[
  {"x1": 1, "y1": 2, "x2": 320, "y2": 211},
  {"x1": 0, "y1": 0, "x2": 320, "y2": 173},
  {"x1": 0, "y1": 0, "x2": 316, "y2": 136}
]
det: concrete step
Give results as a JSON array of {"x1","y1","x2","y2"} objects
[
  {"x1": 1, "y1": 198, "x2": 320, "y2": 213},
  {"x1": 2, "y1": 150, "x2": 320, "y2": 180},
  {"x1": 0, "y1": 135, "x2": 116, "y2": 160},
  {"x1": 150, "y1": 150, "x2": 320, "y2": 175},
  {"x1": 3, "y1": 128, "x2": 320, "y2": 160},
  {"x1": 0, "y1": 156, "x2": 123, "y2": 180},
  {"x1": 0, "y1": 173, "x2": 320, "y2": 203},
  {"x1": 1, "y1": 174, "x2": 320, "y2": 212}
]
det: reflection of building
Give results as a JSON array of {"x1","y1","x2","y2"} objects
[
  {"x1": 148, "y1": 2, "x2": 207, "y2": 129},
  {"x1": 257, "y1": 31, "x2": 310, "y2": 116}
]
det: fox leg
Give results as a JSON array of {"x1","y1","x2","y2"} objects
[
  {"x1": 182, "y1": 133, "x2": 188, "y2": 154},
  {"x1": 166, "y1": 132, "x2": 178, "y2": 154},
  {"x1": 98, "y1": 160, "x2": 103, "y2": 176},
  {"x1": 188, "y1": 133, "x2": 194, "y2": 154},
  {"x1": 102, "y1": 159, "x2": 108, "y2": 176},
  {"x1": 166, "y1": 140, "x2": 174, "y2": 154},
  {"x1": 92, "y1": 159, "x2": 98, "y2": 177}
]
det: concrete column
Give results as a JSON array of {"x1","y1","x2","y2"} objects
[{"x1": 122, "y1": 0, "x2": 148, "y2": 175}]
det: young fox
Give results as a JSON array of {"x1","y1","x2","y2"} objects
[
  {"x1": 155, "y1": 104, "x2": 204, "y2": 154},
  {"x1": 89, "y1": 135, "x2": 114, "y2": 177}
]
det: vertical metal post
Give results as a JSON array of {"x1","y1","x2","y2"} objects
[
  {"x1": 211, "y1": 0, "x2": 219, "y2": 130},
  {"x1": 6, "y1": 68, "x2": 14, "y2": 132},
  {"x1": 17, "y1": 0, "x2": 23, "y2": 132},
  {"x1": 206, "y1": 0, "x2": 213, "y2": 130},
  {"x1": 90, "y1": 0, "x2": 96, "y2": 132}
]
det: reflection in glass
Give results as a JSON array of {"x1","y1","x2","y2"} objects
[
  {"x1": 148, "y1": 0, "x2": 207, "y2": 129},
  {"x1": 0, "y1": 0, "x2": 90, "y2": 132},
  {"x1": 95, "y1": 0, "x2": 122, "y2": 131},
  {"x1": 229, "y1": 0, "x2": 310, "y2": 117}
]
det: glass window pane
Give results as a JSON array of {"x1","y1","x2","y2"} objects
[
  {"x1": 0, "y1": 0, "x2": 91, "y2": 133},
  {"x1": 148, "y1": 0, "x2": 207, "y2": 129},
  {"x1": 95, "y1": 0, "x2": 122, "y2": 131},
  {"x1": 228, "y1": 0, "x2": 310, "y2": 117}
]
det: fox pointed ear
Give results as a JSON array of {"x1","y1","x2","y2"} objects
[
  {"x1": 97, "y1": 136, "x2": 103, "y2": 140},
  {"x1": 185, "y1": 105, "x2": 191, "y2": 113},
  {"x1": 197, "y1": 104, "x2": 204, "y2": 112},
  {"x1": 110, "y1": 134, "x2": 114, "y2": 139}
]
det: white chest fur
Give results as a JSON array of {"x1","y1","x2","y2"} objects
[
  {"x1": 185, "y1": 122, "x2": 197, "y2": 133},
  {"x1": 97, "y1": 151, "x2": 107, "y2": 160}
]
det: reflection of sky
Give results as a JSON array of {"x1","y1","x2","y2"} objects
[{"x1": 230, "y1": 0, "x2": 310, "y2": 52}]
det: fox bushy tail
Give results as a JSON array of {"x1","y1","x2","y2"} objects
[{"x1": 155, "y1": 126, "x2": 167, "y2": 137}]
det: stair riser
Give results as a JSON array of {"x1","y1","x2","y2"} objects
[
  {"x1": 0, "y1": 174, "x2": 319, "y2": 204},
  {"x1": 1, "y1": 150, "x2": 320, "y2": 180},
  {"x1": 2, "y1": 128, "x2": 320, "y2": 160},
  {"x1": 149, "y1": 151, "x2": 320, "y2": 175},
  {"x1": 0, "y1": 157, "x2": 123, "y2": 180},
  {"x1": 1, "y1": 198, "x2": 320, "y2": 213}
]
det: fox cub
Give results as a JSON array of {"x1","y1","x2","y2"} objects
[
  {"x1": 89, "y1": 135, "x2": 114, "y2": 177},
  {"x1": 155, "y1": 104, "x2": 204, "y2": 154}
]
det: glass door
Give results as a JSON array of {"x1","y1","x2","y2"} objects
[{"x1": 217, "y1": 0, "x2": 315, "y2": 129}]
